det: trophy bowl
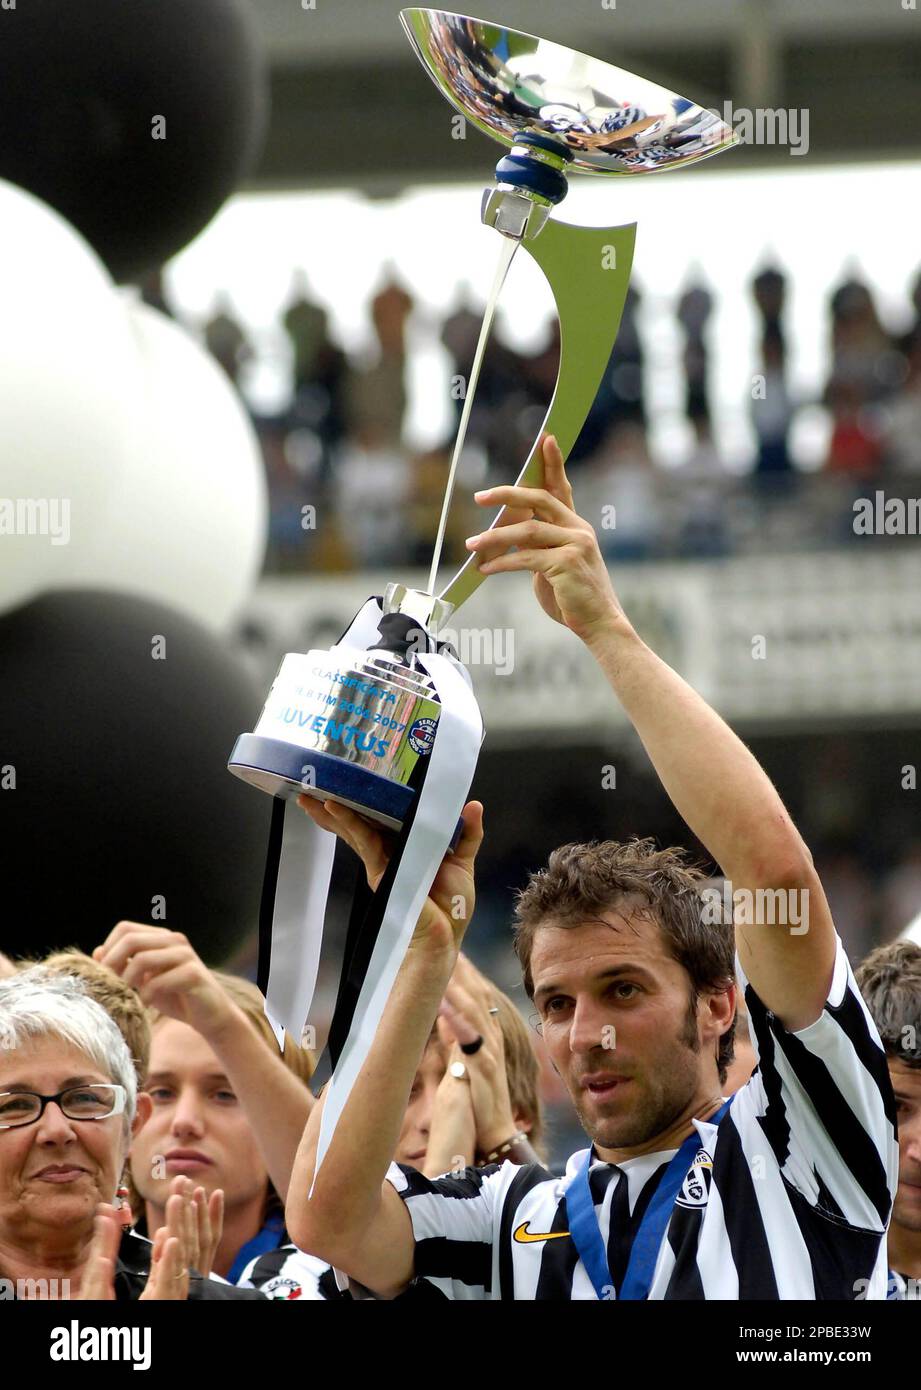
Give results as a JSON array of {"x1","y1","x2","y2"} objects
[{"x1": 400, "y1": 7, "x2": 737, "y2": 175}]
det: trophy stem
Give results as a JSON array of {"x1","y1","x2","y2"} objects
[{"x1": 425, "y1": 233, "x2": 519, "y2": 595}]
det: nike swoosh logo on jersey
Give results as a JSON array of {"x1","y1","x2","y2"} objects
[{"x1": 513, "y1": 1221, "x2": 571, "y2": 1243}]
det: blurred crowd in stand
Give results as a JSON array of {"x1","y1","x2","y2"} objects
[{"x1": 142, "y1": 258, "x2": 921, "y2": 573}]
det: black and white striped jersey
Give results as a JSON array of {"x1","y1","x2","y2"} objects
[
  {"x1": 238, "y1": 1246, "x2": 337, "y2": 1300},
  {"x1": 382, "y1": 936, "x2": 899, "y2": 1300},
  {"x1": 237, "y1": 1244, "x2": 452, "y2": 1303}
]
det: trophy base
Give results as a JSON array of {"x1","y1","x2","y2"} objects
[{"x1": 228, "y1": 734, "x2": 464, "y2": 848}]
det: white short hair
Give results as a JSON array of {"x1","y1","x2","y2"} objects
[{"x1": 0, "y1": 968, "x2": 138, "y2": 1123}]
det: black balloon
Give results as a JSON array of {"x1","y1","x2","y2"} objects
[
  {"x1": 0, "y1": 0, "x2": 267, "y2": 282},
  {"x1": 0, "y1": 590, "x2": 270, "y2": 964}
]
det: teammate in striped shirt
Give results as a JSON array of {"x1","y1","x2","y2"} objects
[
  {"x1": 287, "y1": 434, "x2": 899, "y2": 1300},
  {"x1": 856, "y1": 941, "x2": 921, "y2": 1299}
]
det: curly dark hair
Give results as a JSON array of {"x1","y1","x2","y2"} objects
[{"x1": 512, "y1": 836, "x2": 737, "y2": 1084}]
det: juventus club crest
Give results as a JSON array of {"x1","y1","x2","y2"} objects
[{"x1": 675, "y1": 1150, "x2": 714, "y2": 1210}]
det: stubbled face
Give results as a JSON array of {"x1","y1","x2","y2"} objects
[
  {"x1": 130, "y1": 1019, "x2": 268, "y2": 1212},
  {"x1": 394, "y1": 1038, "x2": 447, "y2": 1168},
  {"x1": 0, "y1": 1040, "x2": 129, "y2": 1241},
  {"x1": 530, "y1": 913, "x2": 728, "y2": 1152},
  {"x1": 889, "y1": 1059, "x2": 921, "y2": 1233}
]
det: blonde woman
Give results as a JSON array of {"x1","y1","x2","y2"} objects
[{"x1": 94, "y1": 923, "x2": 314, "y2": 1281}]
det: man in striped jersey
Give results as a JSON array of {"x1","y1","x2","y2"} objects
[
  {"x1": 288, "y1": 435, "x2": 898, "y2": 1300},
  {"x1": 855, "y1": 941, "x2": 921, "y2": 1298}
]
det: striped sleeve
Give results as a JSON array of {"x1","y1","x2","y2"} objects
[
  {"x1": 383, "y1": 1160, "x2": 516, "y2": 1300},
  {"x1": 734, "y1": 933, "x2": 898, "y2": 1232}
]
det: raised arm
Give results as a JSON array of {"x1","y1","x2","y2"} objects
[
  {"x1": 94, "y1": 922, "x2": 313, "y2": 1199},
  {"x1": 286, "y1": 797, "x2": 484, "y2": 1297},
  {"x1": 465, "y1": 435, "x2": 836, "y2": 1032}
]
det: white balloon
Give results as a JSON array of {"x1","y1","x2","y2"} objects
[
  {"x1": 58, "y1": 297, "x2": 268, "y2": 631},
  {"x1": 0, "y1": 182, "x2": 266, "y2": 630},
  {"x1": 0, "y1": 180, "x2": 145, "y2": 615}
]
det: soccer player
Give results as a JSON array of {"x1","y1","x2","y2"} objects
[
  {"x1": 856, "y1": 940, "x2": 921, "y2": 1298},
  {"x1": 286, "y1": 434, "x2": 898, "y2": 1300}
]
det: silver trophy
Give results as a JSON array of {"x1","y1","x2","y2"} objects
[
  {"x1": 226, "y1": 11, "x2": 738, "y2": 1170},
  {"x1": 229, "y1": 8, "x2": 738, "y2": 839}
]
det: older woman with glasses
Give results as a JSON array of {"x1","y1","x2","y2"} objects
[{"x1": 0, "y1": 970, "x2": 263, "y2": 1300}]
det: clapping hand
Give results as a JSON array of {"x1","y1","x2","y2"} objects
[{"x1": 78, "y1": 1176, "x2": 224, "y2": 1300}]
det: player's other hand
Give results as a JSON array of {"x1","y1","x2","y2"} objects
[
  {"x1": 465, "y1": 432, "x2": 627, "y2": 646},
  {"x1": 298, "y1": 797, "x2": 484, "y2": 961}
]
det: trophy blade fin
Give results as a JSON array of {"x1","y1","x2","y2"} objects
[{"x1": 438, "y1": 217, "x2": 636, "y2": 614}]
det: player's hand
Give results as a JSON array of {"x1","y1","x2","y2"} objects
[
  {"x1": 297, "y1": 798, "x2": 393, "y2": 892},
  {"x1": 93, "y1": 923, "x2": 235, "y2": 1042},
  {"x1": 465, "y1": 432, "x2": 627, "y2": 645},
  {"x1": 297, "y1": 797, "x2": 484, "y2": 960}
]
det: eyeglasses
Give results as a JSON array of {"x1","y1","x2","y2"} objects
[{"x1": 0, "y1": 1085, "x2": 126, "y2": 1130}]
